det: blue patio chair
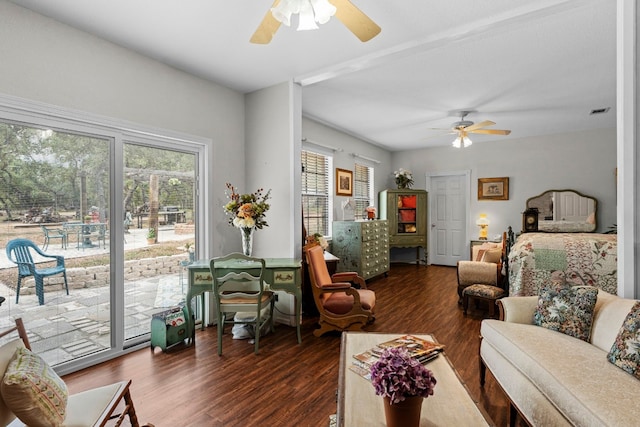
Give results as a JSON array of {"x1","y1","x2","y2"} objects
[
  {"x1": 5, "y1": 238, "x2": 69, "y2": 305},
  {"x1": 40, "y1": 224, "x2": 68, "y2": 250}
]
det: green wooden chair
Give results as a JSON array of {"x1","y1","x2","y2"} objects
[{"x1": 210, "y1": 253, "x2": 275, "y2": 355}]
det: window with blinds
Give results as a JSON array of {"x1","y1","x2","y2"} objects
[
  {"x1": 354, "y1": 163, "x2": 374, "y2": 219},
  {"x1": 302, "y1": 150, "x2": 331, "y2": 237}
]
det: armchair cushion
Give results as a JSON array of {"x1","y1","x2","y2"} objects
[
  {"x1": 323, "y1": 289, "x2": 375, "y2": 315},
  {"x1": 480, "y1": 247, "x2": 502, "y2": 263},
  {"x1": 64, "y1": 381, "x2": 129, "y2": 427},
  {"x1": 1, "y1": 347, "x2": 68, "y2": 427}
]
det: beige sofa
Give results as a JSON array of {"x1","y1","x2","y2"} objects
[{"x1": 480, "y1": 291, "x2": 640, "y2": 426}]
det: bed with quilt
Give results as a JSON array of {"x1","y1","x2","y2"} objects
[{"x1": 507, "y1": 232, "x2": 617, "y2": 297}]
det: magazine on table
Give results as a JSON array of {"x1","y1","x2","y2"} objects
[
  {"x1": 373, "y1": 335, "x2": 444, "y2": 359},
  {"x1": 349, "y1": 335, "x2": 443, "y2": 380}
]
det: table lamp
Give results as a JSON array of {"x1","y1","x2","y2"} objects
[{"x1": 476, "y1": 214, "x2": 489, "y2": 240}]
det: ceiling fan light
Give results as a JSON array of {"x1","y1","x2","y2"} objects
[
  {"x1": 463, "y1": 136, "x2": 472, "y2": 147},
  {"x1": 452, "y1": 137, "x2": 462, "y2": 148},
  {"x1": 271, "y1": 0, "x2": 295, "y2": 27},
  {"x1": 297, "y1": 2, "x2": 319, "y2": 31},
  {"x1": 310, "y1": 0, "x2": 337, "y2": 24}
]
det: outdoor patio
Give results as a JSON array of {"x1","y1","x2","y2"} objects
[{"x1": 0, "y1": 225, "x2": 193, "y2": 366}]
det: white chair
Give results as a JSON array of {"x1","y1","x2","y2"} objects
[{"x1": 0, "y1": 318, "x2": 153, "y2": 427}]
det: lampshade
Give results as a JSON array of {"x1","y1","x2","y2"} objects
[
  {"x1": 476, "y1": 214, "x2": 489, "y2": 226},
  {"x1": 452, "y1": 135, "x2": 472, "y2": 148},
  {"x1": 476, "y1": 214, "x2": 489, "y2": 240},
  {"x1": 271, "y1": 0, "x2": 337, "y2": 31}
]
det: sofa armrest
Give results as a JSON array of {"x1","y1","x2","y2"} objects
[{"x1": 497, "y1": 296, "x2": 538, "y2": 324}]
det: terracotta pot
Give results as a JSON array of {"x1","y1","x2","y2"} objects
[{"x1": 383, "y1": 396, "x2": 423, "y2": 427}]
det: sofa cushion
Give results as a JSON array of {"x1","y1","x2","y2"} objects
[
  {"x1": 533, "y1": 285, "x2": 598, "y2": 341},
  {"x1": 481, "y1": 319, "x2": 640, "y2": 426},
  {"x1": 591, "y1": 290, "x2": 638, "y2": 352},
  {"x1": 607, "y1": 301, "x2": 640, "y2": 379},
  {"x1": 1, "y1": 346, "x2": 68, "y2": 427}
]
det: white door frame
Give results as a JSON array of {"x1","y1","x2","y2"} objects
[{"x1": 425, "y1": 170, "x2": 471, "y2": 265}]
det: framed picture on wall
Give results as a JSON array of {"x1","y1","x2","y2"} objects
[
  {"x1": 478, "y1": 177, "x2": 509, "y2": 200},
  {"x1": 336, "y1": 168, "x2": 353, "y2": 196}
]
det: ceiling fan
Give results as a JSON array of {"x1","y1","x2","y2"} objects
[
  {"x1": 250, "y1": 0, "x2": 381, "y2": 44},
  {"x1": 433, "y1": 111, "x2": 512, "y2": 148}
]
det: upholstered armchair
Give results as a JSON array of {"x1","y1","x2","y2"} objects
[
  {"x1": 456, "y1": 241, "x2": 503, "y2": 302},
  {"x1": 457, "y1": 233, "x2": 513, "y2": 318},
  {"x1": 304, "y1": 243, "x2": 376, "y2": 337}
]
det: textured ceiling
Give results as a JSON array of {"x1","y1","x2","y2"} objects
[{"x1": 9, "y1": 0, "x2": 616, "y2": 151}]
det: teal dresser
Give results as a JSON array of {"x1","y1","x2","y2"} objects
[{"x1": 331, "y1": 220, "x2": 389, "y2": 280}]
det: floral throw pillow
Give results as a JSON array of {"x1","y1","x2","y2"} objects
[
  {"x1": 533, "y1": 285, "x2": 598, "y2": 342},
  {"x1": 607, "y1": 301, "x2": 640, "y2": 379}
]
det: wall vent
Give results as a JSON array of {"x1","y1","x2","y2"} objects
[{"x1": 590, "y1": 107, "x2": 610, "y2": 115}]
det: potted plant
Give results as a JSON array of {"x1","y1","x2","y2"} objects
[
  {"x1": 146, "y1": 227, "x2": 156, "y2": 244},
  {"x1": 394, "y1": 168, "x2": 414, "y2": 189},
  {"x1": 370, "y1": 347, "x2": 437, "y2": 427}
]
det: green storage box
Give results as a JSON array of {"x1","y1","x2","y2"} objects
[{"x1": 150, "y1": 304, "x2": 193, "y2": 351}]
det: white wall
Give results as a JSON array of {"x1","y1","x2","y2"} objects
[
  {"x1": 302, "y1": 117, "x2": 392, "y2": 221},
  {"x1": 392, "y1": 128, "x2": 617, "y2": 240},
  {"x1": 245, "y1": 82, "x2": 301, "y2": 258},
  {"x1": 0, "y1": 1, "x2": 245, "y2": 258}
]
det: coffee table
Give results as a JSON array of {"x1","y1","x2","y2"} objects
[{"x1": 337, "y1": 332, "x2": 494, "y2": 426}]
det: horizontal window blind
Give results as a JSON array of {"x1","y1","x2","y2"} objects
[
  {"x1": 302, "y1": 150, "x2": 330, "y2": 237},
  {"x1": 354, "y1": 163, "x2": 373, "y2": 219}
]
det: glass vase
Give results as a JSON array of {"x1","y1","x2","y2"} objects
[{"x1": 240, "y1": 227, "x2": 254, "y2": 257}]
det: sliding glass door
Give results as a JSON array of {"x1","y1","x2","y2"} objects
[
  {"x1": 0, "y1": 122, "x2": 112, "y2": 366},
  {"x1": 0, "y1": 105, "x2": 205, "y2": 370},
  {"x1": 122, "y1": 143, "x2": 197, "y2": 343}
]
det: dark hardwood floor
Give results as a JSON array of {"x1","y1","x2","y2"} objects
[{"x1": 63, "y1": 264, "x2": 514, "y2": 427}]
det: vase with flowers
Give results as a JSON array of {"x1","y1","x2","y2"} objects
[
  {"x1": 183, "y1": 242, "x2": 196, "y2": 263},
  {"x1": 223, "y1": 183, "x2": 271, "y2": 257},
  {"x1": 394, "y1": 168, "x2": 414, "y2": 189},
  {"x1": 370, "y1": 347, "x2": 437, "y2": 427}
]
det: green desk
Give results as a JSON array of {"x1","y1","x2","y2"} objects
[{"x1": 186, "y1": 258, "x2": 302, "y2": 344}]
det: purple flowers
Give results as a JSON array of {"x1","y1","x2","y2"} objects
[{"x1": 370, "y1": 347, "x2": 437, "y2": 404}]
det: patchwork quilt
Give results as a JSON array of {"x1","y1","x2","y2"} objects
[{"x1": 508, "y1": 232, "x2": 617, "y2": 296}]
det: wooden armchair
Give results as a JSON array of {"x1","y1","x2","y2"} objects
[
  {"x1": 0, "y1": 318, "x2": 153, "y2": 426},
  {"x1": 304, "y1": 244, "x2": 376, "y2": 337}
]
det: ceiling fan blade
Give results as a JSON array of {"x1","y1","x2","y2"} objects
[
  {"x1": 250, "y1": 0, "x2": 282, "y2": 44},
  {"x1": 330, "y1": 0, "x2": 381, "y2": 42},
  {"x1": 469, "y1": 129, "x2": 512, "y2": 135},
  {"x1": 464, "y1": 120, "x2": 495, "y2": 132}
]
